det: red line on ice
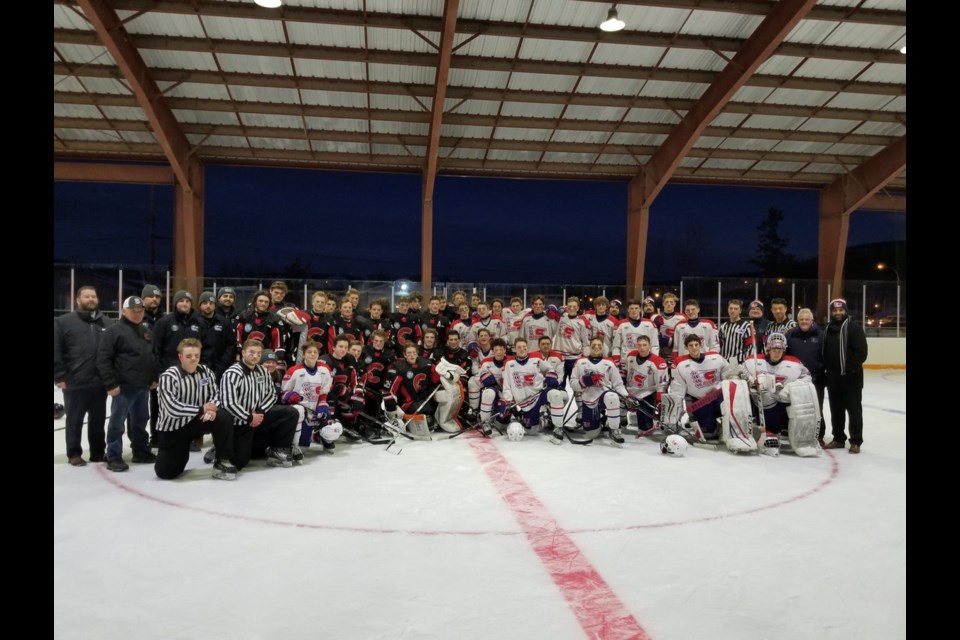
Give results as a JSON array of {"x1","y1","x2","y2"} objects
[{"x1": 467, "y1": 436, "x2": 651, "y2": 640}]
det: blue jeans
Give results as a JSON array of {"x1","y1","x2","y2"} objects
[{"x1": 106, "y1": 387, "x2": 150, "y2": 459}]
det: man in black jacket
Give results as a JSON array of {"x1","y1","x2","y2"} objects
[
  {"x1": 97, "y1": 296, "x2": 159, "y2": 472},
  {"x1": 786, "y1": 308, "x2": 826, "y2": 446},
  {"x1": 821, "y1": 299, "x2": 869, "y2": 454},
  {"x1": 54, "y1": 286, "x2": 114, "y2": 466}
]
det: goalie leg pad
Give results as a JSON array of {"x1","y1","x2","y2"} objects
[
  {"x1": 659, "y1": 395, "x2": 683, "y2": 429},
  {"x1": 720, "y1": 380, "x2": 757, "y2": 453},
  {"x1": 434, "y1": 383, "x2": 465, "y2": 433},
  {"x1": 786, "y1": 380, "x2": 822, "y2": 457}
]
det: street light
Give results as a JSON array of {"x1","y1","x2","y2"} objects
[{"x1": 876, "y1": 263, "x2": 902, "y2": 335}]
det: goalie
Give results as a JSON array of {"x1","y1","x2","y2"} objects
[{"x1": 743, "y1": 332, "x2": 821, "y2": 457}]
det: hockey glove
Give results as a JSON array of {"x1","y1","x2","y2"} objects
[
  {"x1": 316, "y1": 402, "x2": 331, "y2": 417},
  {"x1": 482, "y1": 375, "x2": 498, "y2": 388},
  {"x1": 281, "y1": 391, "x2": 303, "y2": 405},
  {"x1": 580, "y1": 372, "x2": 604, "y2": 387},
  {"x1": 545, "y1": 376, "x2": 560, "y2": 389}
]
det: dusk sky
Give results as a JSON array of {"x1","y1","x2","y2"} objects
[{"x1": 53, "y1": 164, "x2": 906, "y2": 285}]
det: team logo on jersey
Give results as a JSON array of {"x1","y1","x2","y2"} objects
[
  {"x1": 534, "y1": 328, "x2": 546, "y2": 336},
  {"x1": 200, "y1": 377, "x2": 211, "y2": 386},
  {"x1": 690, "y1": 369, "x2": 719, "y2": 388},
  {"x1": 562, "y1": 326, "x2": 575, "y2": 338},
  {"x1": 632, "y1": 373, "x2": 646, "y2": 386},
  {"x1": 249, "y1": 331, "x2": 266, "y2": 343}
]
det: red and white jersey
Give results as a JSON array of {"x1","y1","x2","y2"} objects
[
  {"x1": 470, "y1": 347, "x2": 494, "y2": 376},
  {"x1": 669, "y1": 352, "x2": 732, "y2": 401},
  {"x1": 554, "y1": 314, "x2": 592, "y2": 360},
  {"x1": 673, "y1": 319, "x2": 720, "y2": 358},
  {"x1": 569, "y1": 356, "x2": 627, "y2": 406},
  {"x1": 536, "y1": 349, "x2": 565, "y2": 381},
  {"x1": 501, "y1": 353, "x2": 557, "y2": 410},
  {"x1": 655, "y1": 312, "x2": 687, "y2": 358},
  {"x1": 467, "y1": 315, "x2": 506, "y2": 344},
  {"x1": 743, "y1": 353, "x2": 811, "y2": 408},
  {"x1": 476, "y1": 355, "x2": 507, "y2": 390},
  {"x1": 281, "y1": 361, "x2": 334, "y2": 408},
  {"x1": 501, "y1": 307, "x2": 531, "y2": 346},
  {"x1": 586, "y1": 312, "x2": 620, "y2": 356},
  {"x1": 612, "y1": 318, "x2": 660, "y2": 362},
  {"x1": 449, "y1": 318, "x2": 472, "y2": 344},
  {"x1": 519, "y1": 313, "x2": 557, "y2": 345},
  {"x1": 623, "y1": 351, "x2": 669, "y2": 401}
]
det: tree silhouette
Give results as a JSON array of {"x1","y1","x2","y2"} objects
[{"x1": 751, "y1": 207, "x2": 795, "y2": 275}]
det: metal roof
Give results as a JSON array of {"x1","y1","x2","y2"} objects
[{"x1": 53, "y1": 0, "x2": 906, "y2": 190}]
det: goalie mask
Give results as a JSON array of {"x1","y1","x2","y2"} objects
[
  {"x1": 660, "y1": 434, "x2": 688, "y2": 457},
  {"x1": 766, "y1": 332, "x2": 787, "y2": 351}
]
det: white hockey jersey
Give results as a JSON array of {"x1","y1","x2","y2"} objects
[
  {"x1": 520, "y1": 313, "x2": 558, "y2": 344},
  {"x1": 281, "y1": 362, "x2": 334, "y2": 410},
  {"x1": 476, "y1": 355, "x2": 507, "y2": 390},
  {"x1": 668, "y1": 351, "x2": 735, "y2": 402},
  {"x1": 742, "y1": 353, "x2": 811, "y2": 408},
  {"x1": 449, "y1": 318, "x2": 472, "y2": 344},
  {"x1": 586, "y1": 312, "x2": 620, "y2": 356},
  {"x1": 501, "y1": 353, "x2": 558, "y2": 410},
  {"x1": 569, "y1": 356, "x2": 628, "y2": 407},
  {"x1": 612, "y1": 318, "x2": 660, "y2": 362},
  {"x1": 623, "y1": 351, "x2": 669, "y2": 401},
  {"x1": 536, "y1": 349, "x2": 565, "y2": 381},
  {"x1": 554, "y1": 314, "x2": 592, "y2": 360},
  {"x1": 501, "y1": 307, "x2": 531, "y2": 346},
  {"x1": 673, "y1": 318, "x2": 720, "y2": 357},
  {"x1": 467, "y1": 315, "x2": 506, "y2": 344}
]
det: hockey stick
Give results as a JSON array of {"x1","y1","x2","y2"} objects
[{"x1": 745, "y1": 322, "x2": 767, "y2": 442}]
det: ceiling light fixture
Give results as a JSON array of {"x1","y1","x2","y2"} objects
[
  {"x1": 600, "y1": 5, "x2": 625, "y2": 32},
  {"x1": 899, "y1": 45, "x2": 906, "y2": 54},
  {"x1": 254, "y1": 0, "x2": 282, "y2": 9}
]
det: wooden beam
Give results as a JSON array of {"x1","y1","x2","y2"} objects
[
  {"x1": 422, "y1": 0, "x2": 459, "y2": 295},
  {"x1": 626, "y1": 171, "x2": 651, "y2": 300},
  {"x1": 173, "y1": 162, "x2": 204, "y2": 295},
  {"x1": 53, "y1": 161, "x2": 174, "y2": 185},
  {"x1": 859, "y1": 193, "x2": 906, "y2": 212}
]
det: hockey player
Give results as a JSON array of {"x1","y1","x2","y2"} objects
[
  {"x1": 608, "y1": 298, "x2": 623, "y2": 320},
  {"x1": 500, "y1": 337, "x2": 568, "y2": 438},
  {"x1": 665, "y1": 334, "x2": 740, "y2": 444},
  {"x1": 718, "y1": 299, "x2": 752, "y2": 365},
  {"x1": 641, "y1": 297, "x2": 657, "y2": 320},
  {"x1": 236, "y1": 291, "x2": 282, "y2": 356},
  {"x1": 445, "y1": 290, "x2": 468, "y2": 323},
  {"x1": 280, "y1": 341, "x2": 341, "y2": 458},
  {"x1": 355, "y1": 330, "x2": 396, "y2": 424},
  {"x1": 623, "y1": 335, "x2": 669, "y2": 436},
  {"x1": 586, "y1": 296, "x2": 620, "y2": 356},
  {"x1": 390, "y1": 296, "x2": 423, "y2": 353},
  {"x1": 673, "y1": 299, "x2": 719, "y2": 358},
  {"x1": 519, "y1": 295, "x2": 557, "y2": 345},
  {"x1": 466, "y1": 328, "x2": 495, "y2": 417},
  {"x1": 470, "y1": 338, "x2": 511, "y2": 435},
  {"x1": 553, "y1": 296, "x2": 592, "y2": 386},
  {"x1": 563, "y1": 336, "x2": 628, "y2": 445},
  {"x1": 501, "y1": 297, "x2": 530, "y2": 348},
  {"x1": 299, "y1": 292, "x2": 332, "y2": 357},
  {"x1": 327, "y1": 298, "x2": 366, "y2": 354},
  {"x1": 467, "y1": 301, "x2": 506, "y2": 345},
  {"x1": 653, "y1": 292, "x2": 686, "y2": 367},
  {"x1": 421, "y1": 296, "x2": 450, "y2": 344},
  {"x1": 440, "y1": 330, "x2": 473, "y2": 423},
  {"x1": 318, "y1": 336, "x2": 364, "y2": 445},
  {"x1": 449, "y1": 302, "x2": 473, "y2": 344},
  {"x1": 365, "y1": 299, "x2": 391, "y2": 342},
  {"x1": 536, "y1": 336, "x2": 565, "y2": 381},
  {"x1": 383, "y1": 344, "x2": 441, "y2": 436},
  {"x1": 611, "y1": 299, "x2": 660, "y2": 365},
  {"x1": 419, "y1": 328, "x2": 442, "y2": 363},
  {"x1": 743, "y1": 332, "x2": 818, "y2": 457}
]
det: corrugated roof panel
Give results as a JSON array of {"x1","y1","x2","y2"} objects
[
  {"x1": 699, "y1": 158, "x2": 755, "y2": 170},
  {"x1": 443, "y1": 147, "x2": 486, "y2": 160},
  {"x1": 228, "y1": 85, "x2": 301, "y2": 104},
  {"x1": 174, "y1": 110, "x2": 239, "y2": 125},
  {"x1": 371, "y1": 94, "x2": 429, "y2": 112},
  {"x1": 595, "y1": 154, "x2": 642, "y2": 166},
  {"x1": 680, "y1": 157, "x2": 705, "y2": 168},
  {"x1": 365, "y1": 26, "x2": 439, "y2": 54},
  {"x1": 564, "y1": 104, "x2": 625, "y2": 122},
  {"x1": 797, "y1": 118, "x2": 859, "y2": 133},
  {"x1": 801, "y1": 163, "x2": 846, "y2": 174},
  {"x1": 292, "y1": 58, "x2": 366, "y2": 81},
  {"x1": 240, "y1": 113, "x2": 304, "y2": 129},
  {"x1": 715, "y1": 138, "x2": 779, "y2": 152},
  {"x1": 821, "y1": 22, "x2": 906, "y2": 49},
  {"x1": 56, "y1": 128, "x2": 124, "y2": 143},
  {"x1": 298, "y1": 89, "x2": 368, "y2": 108},
  {"x1": 99, "y1": 106, "x2": 147, "y2": 121},
  {"x1": 824, "y1": 93, "x2": 894, "y2": 110},
  {"x1": 784, "y1": 19, "x2": 841, "y2": 45},
  {"x1": 286, "y1": 22, "x2": 364, "y2": 48},
  {"x1": 764, "y1": 88, "x2": 835, "y2": 107},
  {"x1": 371, "y1": 143, "x2": 419, "y2": 156},
  {"x1": 692, "y1": 136, "x2": 722, "y2": 149},
  {"x1": 730, "y1": 85, "x2": 776, "y2": 104},
  {"x1": 199, "y1": 135, "x2": 248, "y2": 148},
  {"x1": 857, "y1": 62, "x2": 907, "y2": 84},
  {"x1": 551, "y1": 130, "x2": 611, "y2": 144},
  {"x1": 198, "y1": 15, "x2": 286, "y2": 44},
  {"x1": 441, "y1": 124, "x2": 491, "y2": 139},
  {"x1": 448, "y1": 68, "x2": 510, "y2": 89},
  {"x1": 449, "y1": 34, "x2": 520, "y2": 59},
  {"x1": 659, "y1": 48, "x2": 727, "y2": 73},
  {"x1": 216, "y1": 53, "x2": 293, "y2": 76},
  {"x1": 709, "y1": 112, "x2": 749, "y2": 127},
  {"x1": 609, "y1": 132, "x2": 667, "y2": 146},
  {"x1": 372, "y1": 121, "x2": 429, "y2": 136},
  {"x1": 165, "y1": 82, "x2": 233, "y2": 100},
  {"x1": 53, "y1": 4, "x2": 93, "y2": 30},
  {"x1": 304, "y1": 117, "x2": 368, "y2": 132},
  {"x1": 365, "y1": 0, "x2": 436, "y2": 16},
  {"x1": 638, "y1": 80, "x2": 707, "y2": 100},
  {"x1": 312, "y1": 140, "x2": 370, "y2": 154},
  {"x1": 462, "y1": 0, "x2": 535, "y2": 22},
  {"x1": 771, "y1": 140, "x2": 833, "y2": 154},
  {"x1": 739, "y1": 114, "x2": 810, "y2": 130},
  {"x1": 824, "y1": 142, "x2": 884, "y2": 156},
  {"x1": 53, "y1": 76, "x2": 87, "y2": 93},
  {"x1": 487, "y1": 149, "x2": 540, "y2": 162},
  {"x1": 519, "y1": 38, "x2": 594, "y2": 63},
  {"x1": 755, "y1": 54, "x2": 804, "y2": 76},
  {"x1": 140, "y1": 49, "x2": 219, "y2": 71},
  {"x1": 751, "y1": 160, "x2": 807, "y2": 173},
  {"x1": 493, "y1": 128, "x2": 553, "y2": 142},
  {"x1": 681, "y1": 10, "x2": 764, "y2": 38},
  {"x1": 118, "y1": 131, "x2": 157, "y2": 144},
  {"x1": 55, "y1": 43, "x2": 112, "y2": 66},
  {"x1": 248, "y1": 137, "x2": 311, "y2": 151},
  {"x1": 455, "y1": 100, "x2": 504, "y2": 116},
  {"x1": 623, "y1": 108, "x2": 681, "y2": 125},
  {"x1": 850, "y1": 121, "x2": 905, "y2": 136},
  {"x1": 575, "y1": 76, "x2": 644, "y2": 96},
  {"x1": 123, "y1": 11, "x2": 205, "y2": 38},
  {"x1": 53, "y1": 103, "x2": 103, "y2": 119},
  {"x1": 502, "y1": 102, "x2": 564, "y2": 119},
  {"x1": 592, "y1": 43, "x2": 667, "y2": 67},
  {"x1": 367, "y1": 63, "x2": 435, "y2": 84},
  {"x1": 792, "y1": 58, "x2": 871, "y2": 80},
  {"x1": 542, "y1": 151, "x2": 597, "y2": 165},
  {"x1": 860, "y1": 0, "x2": 907, "y2": 9},
  {"x1": 507, "y1": 72, "x2": 579, "y2": 93},
  {"x1": 78, "y1": 77, "x2": 132, "y2": 95},
  {"x1": 881, "y1": 96, "x2": 906, "y2": 112}
]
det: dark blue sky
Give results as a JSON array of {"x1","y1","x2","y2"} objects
[{"x1": 53, "y1": 164, "x2": 906, "y2": 284}]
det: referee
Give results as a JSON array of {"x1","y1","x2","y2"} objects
[{"x1": 155, "y1": 339, "x2": 237, "y2": 480}]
